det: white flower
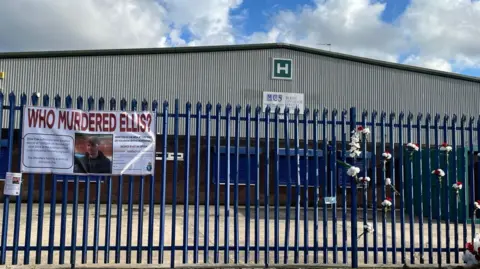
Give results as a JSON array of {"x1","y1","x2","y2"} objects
[
  {"x1": 474, "y1": 201, "x2": 480, "y2": 210},
  {"x1": 349, "y1": 142, "x2": 361, "y2": 149},
  {"x1": 406, "y1": 143, "x2": 419, "y2": 151},
  {"x1": 359, "y1": 177, "x2": 370, "y2": 183},
  {"x1": 381, "y1": 198, "x2": 392, "y2": 207},
  {"x1": 474, "y1": 233, "x2": 480, "y2": 251},
  {"x1": 382, "y1": 152, "x2": 392, "y2": 160},
  {"x1": 463, "y1": 250, "x2": 478, "y2": 265},
  {"x1": 440, "y1": 143, "x2": 453, "y2": 152},
  {"x1": 431, "y1": 169, "x2": 445, "y2": 177},
  {"x1": 385, "y1": 178, "x2": 392, "y2": 185},
  {"x1": 349, "y1": 150, "x2": 361, "y2": 158},
  {"x1": 364, "y1": 223, "x2": 374, "y2": 233},
  {"x1": 452, "y1": 182, "x2": 463, "y2": 190},
  {"x1": 360, "y1": 127, "x2": 371, "y2": 135},
  {"x1": 347, "y1": 166, "x2": 360, "y2": 177},
  {"x1": 350, "y1": 135, "x2": 360, "y2": 143}
]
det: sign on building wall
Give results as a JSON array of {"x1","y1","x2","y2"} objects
[
  {"x1": 271, "y1": 58, "x2": 293, "y2": 80},
  {"x1": 262, "y1": 91, "x2": 305, "y2": 116},
  {"x1": 20, "y1": 106, "x2": 156, "y2": 176}
]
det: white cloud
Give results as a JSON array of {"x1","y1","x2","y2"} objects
[
  {"x1": 162, "y1": 0, "x2": 244, "y2": 46},
  {"x1": 0, "y1": 0, "x2": 244, "y2": 51},
  {"x1": 0, "y1": 0, "x2": 170, "y2": 51},
  {"x1": 400, "y1": 0, "x2": 480, "y2": 71},
  {"x1": 402, "y1": 55, "x2": 453, "y2": 72},
  {"x1": 244, "y1": 0, "x2": 406, "y2": 63}
]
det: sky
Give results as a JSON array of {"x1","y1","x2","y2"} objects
[{"x1": 0, "y1": 0, "x2": 479, "y2": 77}]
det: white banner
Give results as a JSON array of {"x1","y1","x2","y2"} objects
[
  {"x1": 21, "y1": 106, "x2": 156, "y2": 176},
  {"x1": 262, "y1": 91, "x2": 304, "y2": 115}
]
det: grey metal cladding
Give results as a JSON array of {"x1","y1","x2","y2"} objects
[{"x1": 0, "y1": 44, "x2": 479, "y2": 142}]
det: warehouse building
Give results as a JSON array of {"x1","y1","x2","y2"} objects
[{"x1": 0, "y1": 43, "x2": 478, "y2": 205}]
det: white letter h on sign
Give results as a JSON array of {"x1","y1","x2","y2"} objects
[{"x1": 277, "y1": 63, "x2": 289, "y2": 75}]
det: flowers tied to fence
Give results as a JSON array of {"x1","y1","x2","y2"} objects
[
  {"x1": 432, "y1": 168, "x2": 445, "y2": 185},
  {"x1": 381, "y1": 197, "x2": 392, "y2": 212},
  {"x1": 452, "y1": 181, "x2": 463, "y2": 195},
  {"x1": 337, "y1": 126, "x2": 370, "y2": 185},
  {"x1": 358, "y1": 223, "x2": 374, "y2": 240},
  {"x1": 463, "y1": 234, "x2": 480, "y2": 265}
]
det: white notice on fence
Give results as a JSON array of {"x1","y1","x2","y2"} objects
[
  {"x1": 4, "y1": 172, "x2": 22, "y2": 196},
  {"x1": 21, "y1": 106, "x2": 156, "y2": 176},
  {"x1": 262, "y1": 92, "x2": 304, "y2": 115}
]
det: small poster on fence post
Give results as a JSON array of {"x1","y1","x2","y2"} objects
[{"x1": 4, "y1": 172, "x2": 22, "y2": 196}]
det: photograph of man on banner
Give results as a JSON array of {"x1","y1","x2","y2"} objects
[{"x1": 74, "y1": 134, "x2": 113, "y2": 174}]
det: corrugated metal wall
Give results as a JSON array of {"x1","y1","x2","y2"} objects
[{"x1": 0, "y1": 48, "x2": 479, "y2": 143}]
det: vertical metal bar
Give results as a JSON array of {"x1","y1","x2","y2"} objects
[
  {"x1": 371, "y1": 111, "x2": 378, "y2": 264},
  {"x1": 451, "y1": 114, "x2": 459, "y2": 263},
  {"x1": 204, "y1": 103, "x2": 212, "y2": 263},
  {"x1": 136, "y1": 101, "x2": 148, "y2": 264},
  {"x1": 283, "y1": 108, "x2": 292, "y2": 264},
  {"x1": 274, "y1": 107, "x2": 280, "y2": 264},
  {"x1": 7, "y1": 93, "x2": 18, "y2": 265},
  {"x1": 460, "y1": 115, "x2": 467, "y2": 255},
  {"x1": 426, "y1": 114, "x2": 433, "y2": 264},
  {"x1": 361, "y1": 111, "x2": 368, "y2": 264},
  {"x1": 147, "y1": 100, "x2": 157, "y2": 264},
  {"x1": 14, "y1": 94, "x2": 26, "y2": 264},
  {"x1": 443, "y1": 115, "x2": 450, "y2": 264},
  {"x1": 416, "y1": 113, "x2": 424, "y2": 264},
  {"x1": 398, "y1": 112, "x2": 405, "y2": 264},
  {"x1": 254, "y1": 107, "x2": 261, "y2": 264},
  {"x1": 244, "y1": 105, "x2": 251, "y2": 264},
  {"x1": 380, "y1": 112, "x2": 387, "y2": 264},
  {"x1": 234, "y1": 105, "x2": 241, "y2": 264},
  {"x1": 213, "y1": 103, "x2": 221, "y2": 264},
  {"x1": 104, "y1": 97, "x2": 115, "y2": 264},
  {"x1": 0, "y1": 93, "x2": 3, "y2": 264},
  {"x1": 48, "y1": 95, "x2": 61, "y2": 264},
  {"x1": 126, "y1": 99, "x2": 137, "y2": 264},
  {"x1": 59, "y1": 95, "x2": 73, "y2": 264},
  {"x1": 115, "y1": 99, "x2": 126, "y2": 264},
  {"x1": 9, "y1": 94, "x2": 23, "y2": 264},
  {"x1": 331, "y1": 109, "x2": 338, "y2": 264},
  {"x1": 388, "y1": 112, "x2": 396, "y2": 264},
  {"x1": 313, "y1": 109, "x2": 320, "y2": 264},
  {"x1": 407, "y1": 113, "x2": 414, "y2": 264},
  {"x1": 303, "y1": 109, "x2": 310, "y2": 263},
  {"x1": 341, "y1": 110, "x2": 347, "y2": 264},
  {"x1": 82, "y1": 97, "x2": 94, "y2": 264},
  {"x1": 194, "y1": 102, "x2": 202, "y2": 263},
  {"x1": 224, "y1": 104, "x2": 232, "y2": 264},
  {"x1": 434, "y1": 114, "x2": 441, "y2": 266},
  {"x1": 0, "y1": 92, "x2": 14, "y2": 265},
  {"x1": 350, "y1": 107, "x2": 358, "y2": 269},
  {"x1": 468, "y1": 117, "x2": 475, "y2": 248},
  {"x1": 70, "y1": 96, "x2": 83, "y2": 267},
  {"x1": 264, "y1": 106, "x2": 271, "y2": 267},
  {"x1": 170, "y1": 100, "x2": 180, "y2": 268},
  {"x1": 322, "y1": 109, "x2": 328, "y2": 264},
  {"x1": 294, "y1": 108, "x2": 300, "y2": 264},
  {"x1": 94, "y1": 98, "x2": 105, "y2": 264},
  {"x1": 22, "y1": 94, "x2": 32, "y2": 265},
  {"x1": 183, "y1": 102, "x2": 192, "y2": 264}
]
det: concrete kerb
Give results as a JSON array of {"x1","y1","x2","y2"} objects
[{"x1": 1, "y1": 263, "x2": 473, "y2": 269}]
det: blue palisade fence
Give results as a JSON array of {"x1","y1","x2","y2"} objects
[{"x1": 0, "y1": 92, "x2": 478, "y2": 268}]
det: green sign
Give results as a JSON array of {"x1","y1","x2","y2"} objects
[{"x1": 271, "y1": 58, "x2": 292, "y2": 80}]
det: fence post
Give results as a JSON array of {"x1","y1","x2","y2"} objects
[{"x1": 349, "y1": 107, "x2": 358, "y2": 269}]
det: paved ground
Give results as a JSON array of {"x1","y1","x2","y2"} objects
[{"x1": 0, "y1": 203, "x2": 474, "y2": 267}]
